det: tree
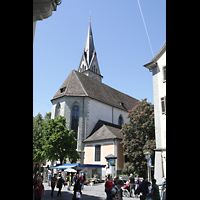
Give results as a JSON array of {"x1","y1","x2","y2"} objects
[
  {"x1": 33, "y1": 113, "x2": 45, "y2": 163},
  {"x1": 120, "y1": 98, "x2": 155, "y2": 177},
  {"x1": 42, "y1": 116, "x2": 79, "y2": 164}
]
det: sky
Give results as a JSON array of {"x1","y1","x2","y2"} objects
[{"x1": 33, "y1": 0, "x2": 166, "y2": 117}]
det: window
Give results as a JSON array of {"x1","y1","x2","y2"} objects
[
  {"x1": 95, "y1": 145, "x2": 101, "y2": 161},
  {"x1": 163, "y1": 66, "x2": 166, "y2": 82},
  {"x1": 71, "y1": 105, "x2": 79, "y2": 140},
  {"x1": 118, "y1": 115, "x2": 124, "y2": 127},
  {"x1": 60, "y1": 87, "x2": 66, "y2": 93},
  {"x1": 55, "y1": 103, "x2": 60, "y2": 118},
  {"x1": 161, "y1": 96, "x2": 166, "y2": 114}
]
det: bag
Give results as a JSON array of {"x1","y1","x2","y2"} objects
[{"x1": 76, "y1": 192, "x2": 81, "y2": 199}]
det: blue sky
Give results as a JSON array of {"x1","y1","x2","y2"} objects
[{"x1": 33, "y1": 0, "x2": 166, "y2": 117}]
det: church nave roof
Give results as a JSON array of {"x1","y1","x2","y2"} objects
[{"x1": 51, "y1": 70, "x2": 138, "y2": 111}]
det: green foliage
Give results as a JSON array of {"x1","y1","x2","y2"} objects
[
  {"x1": 33, "y1": 113, "x2": 79, "y2": 164},
  {"x1": 120, "y1": 98, "x2": 155, "y2": 177},
  {"x1": 42, "y1": 116, "x2": 79, "y2": 164},
  {"x1": 33, "y1": 113, "x2": 45, "y2": 163}
]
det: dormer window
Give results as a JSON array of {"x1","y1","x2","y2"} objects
[
  {"x1": 60, "y1": 87, "x2": 66, "y2": 93},
  {"x1": 119, "y1": 102, "x2": 124, "y2": 106}
]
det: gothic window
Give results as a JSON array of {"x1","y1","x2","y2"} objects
[
  {"x1": 55, "y1": 102, "x2": 60, "y2": 118},
  {"x1": 118, "y1": 115, "x2": 124, "y2": 127},
  {"x1": 95, "y1": 145, "x2": 101, "y2": 161},
  {"x1": 71, "y1": 105, "x2": 79, "y2": 140}
]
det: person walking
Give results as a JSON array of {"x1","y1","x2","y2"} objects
[
  {"x1": 80, "y1": 173, "x2": 85, "y2": 190},
  {"x1": 57, "y1": 176, "x2": 65, "y2": 197},
  {"x1": 33, "y1": 178, "x2": 45, "y2": 200},
  {"x1": 105, "y1": 174, "x2": 113, "y2": 200},
  {"x1": 139, "y1": 177, "x2": 149, "y2": 200},
  {"x1": 73, "y1": 173, "x2": 77, "y2": 185},
  {"x1": 148, "y1": 179, "x2": 160, "y2": 200},
  {"x1": 135, "y1": 175, "x2": 140, "y2": 198},
  {"x1": 50, "y1": 174, "x2": 57, "y2": 197},
  {"x1": 67, "y1": 173, "x2": 72, "y2": 191},
  {"x1": 129, "y1": 174, "x2": 135, "y2": 197},
  {"x1": 73, "y1": 178, "x2": 82, "y2": 200}
]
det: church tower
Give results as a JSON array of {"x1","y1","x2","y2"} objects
[{"x1": 78, "y1": 20, "x2": 103, "y2": 82}]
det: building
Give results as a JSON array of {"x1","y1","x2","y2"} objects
[
  {"x1": 50, "y1": 21, "x2": 139, "y2": 176},
  {"x1": 33, "y1": 0, "x2": 62, "y2": 41},
  {"x1": 143, "y1": 42, "x2": 166, "y2": 184}
]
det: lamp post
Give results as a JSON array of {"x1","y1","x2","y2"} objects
[
  {"x1": 144, "y1": 151, "x2": 151, "y2": 182},
  {"x1": 105, "y1": 154, "x2": 117, "y2": 178}
]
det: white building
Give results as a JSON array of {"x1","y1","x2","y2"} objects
[
  {"x1": 50, "y1": 21, "x2": 139, "y2": 175},
  {"x1": 143, "y1": 42, "x2": 166, "y2": 184}
]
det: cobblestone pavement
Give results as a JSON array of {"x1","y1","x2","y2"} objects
[{"x1": 33, "y1": 182, "x2": 139, "y2": 200}]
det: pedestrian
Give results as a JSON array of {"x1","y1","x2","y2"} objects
[
  {"x1": 73, "y1": 173, "x2": 77, "y2": 185},
  {"x1": 73, "y1": 178, "x2": 82, "y2": 200},
  {"x1": 34, "y1": 173, "x2": 38, "y2": 184},
  {"x1": 135, "y1": 175, "x2": 140, "y2": 198},
  {"x1": 148, "y1": 179, "x2": 160, "y2": 200},
  {"x1": 50, "y1": 173, "x2": 57, "y2": 197},
  {"x1": 111, "y1": 179, "x2": 124, "y2": 200},
  {"x1": 80, "y1": 173, "x2": 86, "y2": 190},
  {"x1": 67, "y1": 173, "x2": 72, "y2": 190},
  {"x1": 57, "y1": 176, "x2": 65, "y2": 197},
  {"x1": 105, "y1": 174, "x2": 113, "y2": 200},
  {"x1": 33, "y1": 178, "x2": 45, "y2": 200},
  {"x1": 114, "y1": 176, "x2": 119, "y2": 186},
  {"x1": 139, "y1": 176, "x2": 149, "y2": 200},
  {"x1": 129, "y1": 173, "x2": 135, "y2": 197}
]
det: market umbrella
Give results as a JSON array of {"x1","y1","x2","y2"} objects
[{"x1": 64, "y1": 168, "x2": 77, "y2": 173}]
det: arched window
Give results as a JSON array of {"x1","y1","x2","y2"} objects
[
  {"x1": 55, "y1": 102, "x2": 60, "y2": 118},
  {"x1": 118, "y1": 115, "x2": 124, "y2": 127},
  {"x1": 71, "y1": 105, "x2": 79, "y2": 140}
]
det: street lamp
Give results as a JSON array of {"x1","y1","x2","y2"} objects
[
  {"x1": 105, "y1": 154, "x2": 117, "y2": 178},
  {"x1": 144, "y1": 151, "x2": 151, "y2": 182}
]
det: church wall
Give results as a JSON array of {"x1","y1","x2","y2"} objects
[
  {"x1": 112, "y1": 107, "x2": 129, "y2": 125},
  {"x1": 51, "y1": 96, "x2": 89, "y2": 163},
  {"x1": 51, "y1": 98, "x2": 66, "y2": 119},
  {"x1": 87, "y1": 99, "x2": 113, "y2": 137}
]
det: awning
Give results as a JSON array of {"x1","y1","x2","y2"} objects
[
  {"x1": 49, "y1": 163, "x2": 105, "y2": 169},
  {"x1": 49, "y1": 164, "x2": 78, "y2": 169}
]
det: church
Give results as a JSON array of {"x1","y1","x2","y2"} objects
[{"x1": 50, "y1": 21, "x2": 139, "y2": 176}]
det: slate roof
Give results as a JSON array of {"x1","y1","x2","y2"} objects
[
  {"x1": 51, "y1": 70, "x2": 139, "y2": 111},
  {"x1": 83, "y1": 120, "x2": 124, "y2": 143}
]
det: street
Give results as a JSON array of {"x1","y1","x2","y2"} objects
[{"x1": 33, "y1": 182, "x2": 139, "y2": 200}]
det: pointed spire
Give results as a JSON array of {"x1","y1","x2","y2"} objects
[
  {"x1": 78, "y1": 20, "x2": 103, "y2": 82},
  {"x1": 84, "y1": 20, "x2": 95, "y2": 66}
]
